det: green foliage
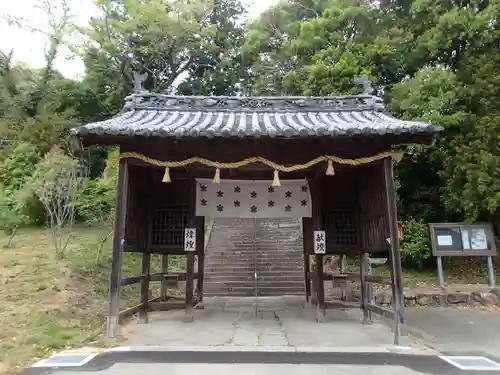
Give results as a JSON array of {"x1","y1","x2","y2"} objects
[
  {"x1": 400, "y1": 217, "x2": 432, "y2": 269},
  {"x1": 0, "y1": 142, "x2": 40, "y2": 190},
  {"x1": 0, "y1": 185, "x2": 27, "y2": 237},
  {"x1": 76, "y1": 149, "x2": 118, "y2": 225},
  {"x1": 24, "y1": 147, "x2": 86, "y2": 257},
  {"x1": 76, "y1": 179, "x2": 115, "y2": 225}
]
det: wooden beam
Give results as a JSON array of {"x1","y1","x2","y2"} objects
[
  {"x1": 118, "y1": 296, "x2": 162, "y2": 323},
  {"x1": 310, "y1": 178, "x2": 325, "y2": 323},
  {"x1": 160, "y1": 254, "x2": 168, "y2": 301},
  {"x1": 139, "y1": 252, "x2": 151, "y2": 323},
  {"x1": 360, "y1": 252, "x2": 370, "y2": 324},
  {"x1": 106, "y1": 158, "x2": 129, "y2": 340},
  {"x1": 364, "y1": 275, "x2": 392, "y2": 285},
  {"x1": 184, "y1": 177, "x2": 196, "y2": 322},
  {"x1": 195, "y1": 216, "x2": 205, "y2": 306},
  {"x1": 149, "y1": 300, "x2": 186, "y2": 311},
  {"x1": 383, "y1": 157, "x2": 405, "y2": 344},
  {"x1": 302, "y1": 218, "x2": 312, "y2": 303},
  {"x1": 367, "y1": 303, "x2": 395, "y2": 320},
  {"x1": 120, "y1": 275, "x2": 144, "y2": 286}
]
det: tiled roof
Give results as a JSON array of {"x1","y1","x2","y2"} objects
[{"x1": 72, "y1": 94, "x2": 442, "y2": 139}]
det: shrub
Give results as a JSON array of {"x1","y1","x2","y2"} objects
[
  {"x1": 75, "y1": 148, "x2": 118, "y2": 225},
  {"x1": 0, "y1": 142, "x2": 40, "y2": 190},
  {"x1": 24, "y1": 147, "x2": 87, "y2": 258},
  {"x1": 0, "y1": 185, "x2": 28, "y2": 247},
  {"x1": 400, "y1": 217, "x2": 432, "y2": 269},
  {"x1": 76, "y1": 178, "x2": 115, "y2": 225}
]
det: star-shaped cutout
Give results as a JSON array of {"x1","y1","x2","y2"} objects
[
  {"x1": 216, "y1": 204, "x2": 224, "y2": 212},
  {"x1": 200, "y1": 199, "x2": 207, "y2": 206},
  {"x1": 234, "y1": 200, "x2": 241, "y2": 207},
  {"x1": 250, "y1": 205, "x2": 257, "y2": 213},
  {"x1": 268, "y1": 186, "x2": 275, "y2": 193},
  {"x1": 200, "y1": 184, "x2": 207, "y2": 192},
  {"x1": 216, "y1": 190, "x2": 224, "y2": 198},
  {"x1": 301, "y1": 185, "x2": 308, "y2": 192},
  {"x1": 285, "y1": 205, "x2": 292, "y2": 212},
  {"x1": 250, "y1": 191, "x2": 257, "y2": 198},
  {"x1": 268, "y1": 200, "x2": 275, "y2": 207},
  {"x1": 301, "y1": 199, "x2": 307, "y2": 206},
  {"x1": 285, "y1": 191, "x2": 292, "y2": 198},
  {"x1": 234, "y1": 186, "x2": 241, "y2": 193}
]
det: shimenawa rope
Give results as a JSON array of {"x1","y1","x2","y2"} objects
[{"x1": 118, "y1": 151, "x2": 403, "y2": 186}]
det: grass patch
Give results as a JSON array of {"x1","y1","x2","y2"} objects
[{"x1": 0, "y1": 225, "x2": 158, "y2": 374}]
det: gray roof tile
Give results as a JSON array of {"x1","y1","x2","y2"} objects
[{"x1": 72, "y1": 94, "x2": 442, "y2": 139}]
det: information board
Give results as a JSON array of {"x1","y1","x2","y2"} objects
[{"x1": 429, "y1": 223, "x2": 496, "y2": 257}]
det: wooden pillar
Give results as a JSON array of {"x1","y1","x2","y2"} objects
[
  {"x1": 302, "y1": 218, "x2": 312, "y2": 303},
  {"x1": 383, "y1": 157, "x2": 406, "y2": 342},
  {"x1": 310, "y1": 178, "x2": 325, "y2": 322},
  {"x1": 185, "y1": 177, "x2": 196, "y2": 322},
  {"x1": 139, "y1": 252, "x2": 151, "y2": 323},
  {"x1": 359, "y1": 252, "x2": 369, "y2": 324},
  {"x1": 340, "y1": 254, "x2": 347, "y2": 301},
  {"x1": 195, "y1": 216, "x2": 205, "y2": 306},
  {"x1": 185, "y1": 252, "x2": 195, "y2": 321},
  {"x1": 314, "y1": 253, "x2": 325, "y2": 322},
  {"x1": 160, "y1": 254, "x2": 168, "y2": 301},
  {"x1": 106, "y1": 158, "x2": 129, "y2": 340}
]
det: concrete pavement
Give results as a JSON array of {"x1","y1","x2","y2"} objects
[
  {"x1": 404, "y1": 306, "x2": 500, "y2": 358},
  {"x1": 20, "y1": 350, "x2": 496, "y2": 375},
  {"x1": 18, "y1": 297, "x2": 500, "y2": 375}
]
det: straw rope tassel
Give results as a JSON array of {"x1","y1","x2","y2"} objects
[
  {"x1": 325, "y1": 159, "x2": 335, "y2": 175},
  {"x1": 272, "y1": 169, "x2": 281, "y2": 187},
  {"x1": 162, "y1": 167, "x2": 171, "y2": 183},
  {"x1": 213, "y1": 168, "x2": 221, "y2": 184}
]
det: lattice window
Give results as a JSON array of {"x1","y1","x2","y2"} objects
[
  {"x1": 151, "y1": 205, "x2": 189, "y2": 245},
  {"x1": 329, "y1": 209, "x2": 358, "y2": 246}
]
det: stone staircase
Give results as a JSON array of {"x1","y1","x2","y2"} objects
[{"x1": 204, "y1": 217, "x2": 305, "y2": 296}]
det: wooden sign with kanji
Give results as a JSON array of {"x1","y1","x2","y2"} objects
[
  {"x1": 184, "y1": 228, "x2": 196, "y2": 252},
  {"x1": 313, "y1": 230, "x2": 326, "y2": 254}
]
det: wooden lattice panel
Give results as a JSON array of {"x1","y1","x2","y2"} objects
[
  {"x1": 151, "y1": 205, "x2": 189, "y2": 246},
  {"x1": 328, "y1": 209, "x2": 358, "y2": 247}
]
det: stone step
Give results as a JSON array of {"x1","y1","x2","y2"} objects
[
  {"x1": 205, "y1": 274, "x2": 304, "y2": 282},
  {"x1": 204, "y1": 280, "x2": 303, "y2": 289},
  {"x1": 205, "y1": 265, "x2": 303, "y2": 273},
  {"x1": 205, "y1": 256, "x2": 303, "y2": 262},
  {"x1": 205, "y1": 260, "x2": 303, "y2": 268},
  {"x1": 204, "y1": 286, "x2": 304, "y2": 297},
  {"x1": 205, "y1": 270, "x2": 304, "y2": 278}
]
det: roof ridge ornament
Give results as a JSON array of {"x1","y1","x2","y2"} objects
[
  {"x1": 354, "y1": 75, "x2": 374, "y2": 95},
  {"x1": 121, "y1": 93, "x2": 386, "y2": 112},
  {"x1": 133, "y1": 71, "x2": 148, "y2": 93}
]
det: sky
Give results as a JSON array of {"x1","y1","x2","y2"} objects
[{"x1": 0, "y1": 0, "x2": 277, "y2": 80}]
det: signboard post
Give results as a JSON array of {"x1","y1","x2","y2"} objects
[
  {"x1": 184, "y1": 228, "x2": 196, "y2": 252},
  {"x1": 313, "y1": 230, "x2": 326, "y2": 254},
  {"x1": 429, "y1": 223, "x2": 497, "y2": 287}
]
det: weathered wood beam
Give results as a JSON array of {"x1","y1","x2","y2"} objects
[
  {"x1": 310, "y1": 177, "x2": 326, "y2": 323},
  {"x1": 184, "y1": 177, "x2": 196, "y2": 322},
  {"x1": 364, "y1": 275, "x2": 392, "y2": 285},
  {"x1": 120, "y1": 275, "x2": 144, "y2": 286},
  {"x1": 367, "y1": 303, "x2": 395, "y2": 320},
  {"x1": 195, "y1": 216, "x2": 205, "y2": 306},
  {"x1": 160, "y1": 254, "x2": 168, "y2": 301},
  {"x1": 139, "y1": 252, "x2": 151, "y2": 323},
  {"x1": 360, "y1": 252, "x2": 370, "y2": 324},
  {"x1": 383, "y1": 157, "x2": 406, "y2": 344},
  {"x1": 149, "y1": 301, "x2": 186, "y2": 311},
  {"x1": 302, "y1": 217, "x2": 312, "y2": 303},
  {"x1": 118, "y1": 296, "x2": 162, "y2": 323},
  {"x1": 106, "y1": 158, "x2": 129, "y2": 340}
]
